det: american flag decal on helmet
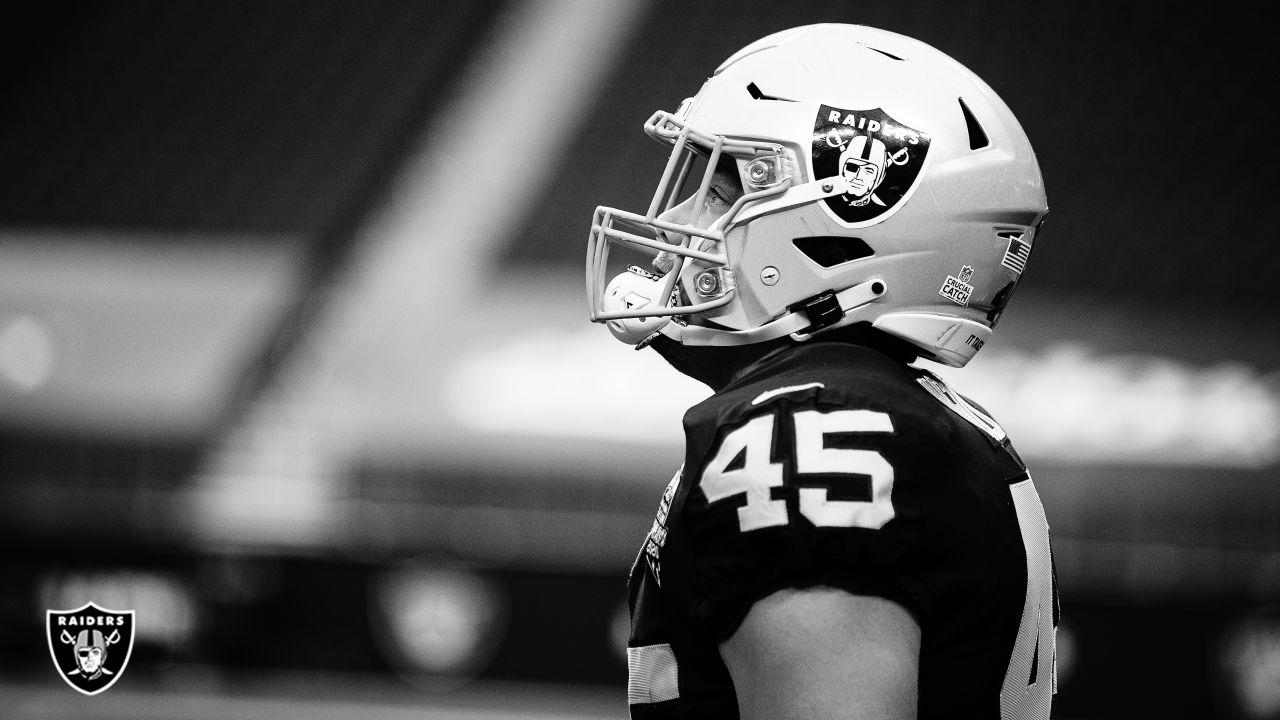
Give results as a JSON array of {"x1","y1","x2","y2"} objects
[{"x1": 1000, "y1": 232, "x2": 1032, "y2": 274}]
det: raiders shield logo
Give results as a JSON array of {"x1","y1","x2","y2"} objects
[
  {"x1": 812, "y1": 104, "x2": 930, "y2": 225},
  {"x1": 47, "y1": 602, "x2": 135, "y2": 695}
]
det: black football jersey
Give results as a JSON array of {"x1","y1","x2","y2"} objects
[{"x1": 626, "y1": 342, "x2": 1057, "y2": 720}]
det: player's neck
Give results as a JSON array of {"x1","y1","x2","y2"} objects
[
  {"x1": 648, "y1": 335, "x2": 791, "y2": 392},
  {"x1": 649, "y1": 325, "x2": 919, "y2": 392}
]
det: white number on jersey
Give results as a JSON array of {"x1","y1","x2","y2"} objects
[
  {"x1": 698, "y1": 409, "x2": 896, "y2": 533},
  {"x1": 699, "y1": 415, "x2": 786, "y2": 532},
  {"x1": 1001, "y1": 475, "x2": 1057, "y2": 719},
  {"x1": 919, "y1": 371, "x2": 1058, "y2": 715}
]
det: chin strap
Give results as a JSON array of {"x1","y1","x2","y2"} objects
[{"x1": 650, "y1": 278, "x2": 886, "y2": 348}]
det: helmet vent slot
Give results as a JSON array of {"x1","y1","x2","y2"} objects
[
  {"x1": 958, "y1": 98, "x2": 989, "y2": 150},
  {"x1": 859, "y1": 43, "x2": 905, "y2": 61},
  {"x1": 793, "y1": 236, "x2": 874, "y2": 268},
  {"x1": 747, "y1": 82, "x2": 797, "y2": 102}
]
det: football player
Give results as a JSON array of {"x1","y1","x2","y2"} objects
[{"x1": 586, "y1": 24, "x2": 1058, "y2": 720}]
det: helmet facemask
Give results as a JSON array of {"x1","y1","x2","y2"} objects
[{"x1": 587, "y1": 110, "x2": 794, "y2": 346}]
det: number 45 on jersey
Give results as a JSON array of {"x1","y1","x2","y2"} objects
[{"x1": 701, "y1": 409, "x2": 896, "y2": 533}]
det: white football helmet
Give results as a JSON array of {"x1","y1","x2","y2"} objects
[{"x1": 586, "y1": 23, "x2": 1047, "y2": 367}]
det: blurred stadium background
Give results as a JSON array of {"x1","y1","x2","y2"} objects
[{"x1": 1, "y1": 1, "x2": 1277, "y2": 718}]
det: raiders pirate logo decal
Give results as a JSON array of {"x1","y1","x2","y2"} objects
[
  {"x1": 47, "y1": 602, "x2": 135, "y2": 695},
  {"x1": 813, "y1": 104, "x2": 930, "y2": 225}
]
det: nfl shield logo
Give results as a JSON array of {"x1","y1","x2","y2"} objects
[{"x1": 46, "y1": 602, "x2": 135, "y2": 695}]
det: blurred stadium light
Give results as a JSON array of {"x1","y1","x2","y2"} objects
[
  {"x1": 0, "y1": 232, "x2": 305, "y2": 436},
  {"x1": 444, "y1": 323, "x2": 1280, "y2": 468},
  {"x1": 0, "y1": 313, "x2": 55, "y2": 394},
  {"x1": 1214, "y1": 607, "x2": 1280, "y2": 720},
  {"x1": 38, "y1": 567, "x2": 199, "y2": 650}
]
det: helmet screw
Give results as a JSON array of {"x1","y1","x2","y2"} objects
[
  {"x1": 695, "y1": 271, "x2": 720, "y2": 295},
  {"x1": 760, "y1": 266, "x2": 780, "y2": 286},
  {"x1": 746, "y1": 159, "x2": 771, "y2": 185},
  {"x1": 821, "y1": 182, "x2": 833, "y2": 193}
]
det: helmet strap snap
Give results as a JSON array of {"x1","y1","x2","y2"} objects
[{"x1": 788, "y1": 291, "x2": 846, "y2": 336}]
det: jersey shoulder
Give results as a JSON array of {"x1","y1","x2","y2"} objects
[{"x1": 683, "y1": 342, "x2": 960, "y2": 454}]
